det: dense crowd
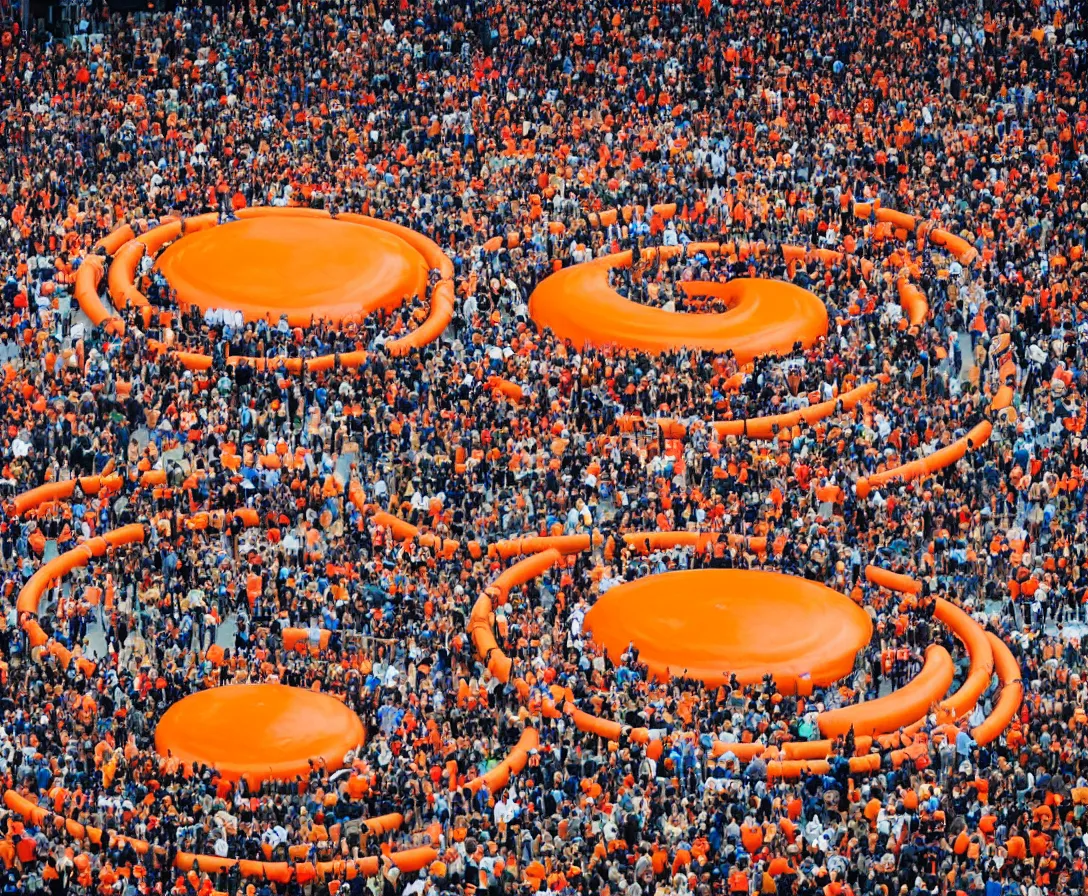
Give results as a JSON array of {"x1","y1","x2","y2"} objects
[{"x1": 1, "y1": 0, "x2": 1088, "y2": 894}]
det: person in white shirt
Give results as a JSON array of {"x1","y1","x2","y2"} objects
[
  {"x1": 494, "y1": 794, "x2": 518, "y2": 826},
  {"x1": 461, "y1": 293, "x2": 478, "y2": 323},
  {"x1": 383, "y1": 663, "x2": 402, "y2": 688},
  {"x1": 410, "y1": 486, "x2": 428, "y2": 514}
]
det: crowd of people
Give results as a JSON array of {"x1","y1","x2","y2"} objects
[{"x1": 0, "y1": 0, "x2": 1087, "y2": 894}]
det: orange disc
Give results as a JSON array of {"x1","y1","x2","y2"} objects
[
  {"x1": 584, "y1": 569, "x2": 871, "y2": 688},
  {"x1": 155, "y1": 684, "x2": 365, "y2": 782},
  {"x1": 155, "y1": 215, "x2": 428, "y2": 328}
]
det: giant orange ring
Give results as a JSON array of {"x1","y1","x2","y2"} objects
[
  {"x1": 468, "y1": 542, "x2": 1023, "y2": 776},
  {"x1": 529, "y1": 244, "x2": 827, "y2": 360},
  {"x1": 77, "y1": 208, "x2": 457, "y2": 370}
]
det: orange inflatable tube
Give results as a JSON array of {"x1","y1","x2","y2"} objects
[
  {"x1": 93, "y1": 223, "x2": 135, "y2": 255},
  {"x1": 897, "y1": 278, "x2": 928, "y2": 326},
  {"x1": 490, "y1": 549, "x2": 562, "y2": 602},
  {"x1": 172, "y1": 351, "x2": 214, "y2": 371},
  {"x1": 232, "y1": 207, "x2": 330, "y2": 221},
  {"x1": 875, "y1": 208, "x2": 917, "y2": 232},
  {"x1": 621, "y1": 531, "x2": 702, "y2": 553},
  {"x1": 173, "y1": 854, "x2": 267, "y2": 879},
  {"x1": 223, "y1": 354, "x2": 301, "y2": 374},
  {"x1": 388, "y1": 847, "x2": 438, "y2": 874},
  {"x1": 4, "y1": 791, "x2": 149, "y2": 854},
  {"x1": 468, "y1": 595, "x2": 513, "y2": 683},
  {"x1": 621, "y1": 382, "x2": 875, "y2": 442},
  {"x1": 317, "y1": 858, "x2": 380, "y2": 879},
  {"x1": 783, "y1": 733, "x2": 911, "y2": 762},
  {"x1": 469, "y1": 596, "x2": 504, "y2": 659},
  {"x1": 117, "y1": 217, "x2": 191, "y2": 305},
  {"x1": 865, "y1": 565, "x2": 922, "y2": 595},
  {"x1": 619, "y1": 531, "x2": 758, "y2": 554},
  {"x1": 529, "y1": 246, "x2": 827, "y2": 361},
  {"x1": 615, "y1": 531, "x2": 769, "y2": 557},
  {"x1": 23, "y1": 619, "x2": 47, "y2": 648},
  {"x1": 112, "y1": 834, "x2": 151, "y2": 855},
  {"x1": 73, "y1": 256, "x2": 122, "y2": 332},
  {"x1": 107, "y1": 239, "x2": 148, "y2": 309},
  {"x1": 567, "y1": 707, "x2": 623, "y2": 742},
  {"x1": 17, "y1": 525, "x2": 145, "y2": 620},
  {"x1": 934, "y1": 598, "x2": 994, "y2": 720},
  {"x1": 818, "y1": 645, "x2": 954, "y2": 738},
  {"x1": 858, "y1": 421, "x2": 992, "y2": 496},
  {"x1": 11, "y1": 474, "x2": 123, "y2": 517},
  {"x1": 780, "y1": 739, "x2": 843, "y2": 761},
  {"x1": 469, "y1": 598, "x2": 496, "y2": 641},
  {"x1": 849, "y1": 754, "x2": 882, "y2": 775},
  {"x1": 487, "y1": 533, "x2": 597, "y2": 559},
  {"x1": 172, "y1": 833, "x2": 422, "y2": 881},
  {"x1": 136, "y1": 217, "x2": 184, "y2": 255},
  {"x1": 387, "y1": 282, "x2": 454, "y2": 355},
  {"x1": 368, "y1": 511, "x2": 420, "y2": 541},
  {"x1": 853, "y1": 204, "x2": 979, "y2": 265},
  {"x1": 972, "y1": 633, "x2": 1023, "y2": 745},
  {"x1": 929, "y1": 228, "x2": 979, "y2": 265},
  {"x1": 711, "y1": 741, "x2": 770, "y2": 762},
  {"x1": 463, "y1": 728, "x2": 539, "y2": 794},
  {"x1": 474, "y1": 564, "x2": 660, "y2": 751},
  {"x1": 712, "y1": 381, "x2": 875, "y2": 439},
  {"x1": 959, "y1": 420, "x2": 994, "y2": 453},
  {"x1": 354, "y1": 810, "x2": 405, "y2": 836},
  {"x1": 779, "y1": 735, "x2": 891, "y2": 761},
  {"x1": 177, "y1": 213, "x2": 220, "y2": 236},
  {"x1": 767, "y1": 760, "x2": 830, "y2": 780}
]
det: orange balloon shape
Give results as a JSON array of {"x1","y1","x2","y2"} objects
[
  {"x1": 155, "y1": 213, "x2": 427, "y2": 328},
  {"x1": 529, "y1": 247, "x2": 827, "y2": 360},
  {"x1": 155, "y1": 684, "x2": 364, "y2": 783},
  {"x1": 583, "y1": 569, "x2": 871, "y2": 689}
]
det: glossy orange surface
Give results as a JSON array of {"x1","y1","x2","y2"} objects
[
  {"x1": 584, "y1": 569, "x2": 871, "y2": 688},
  {"x1": 529, "y1": 249, "x2": 827, "y2": 359},
  {"x1": 155, "y1": 215, "x2": 428, "y2": 328},
  {"x1": 155, "y1": 684, "x2": 365, "y2": 782}
]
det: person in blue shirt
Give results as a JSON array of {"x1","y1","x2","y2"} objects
[{"x1": 956, "y1": 725, "x2": 977, "y2": 765}]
